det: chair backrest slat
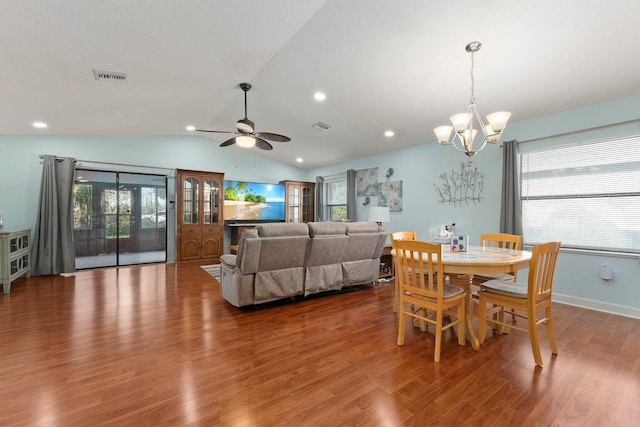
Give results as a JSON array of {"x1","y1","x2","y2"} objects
[
  {"x1": 389, "y1": 231, "x2": 417, "y2": 243},
  {"x1": 481, "y1": 232, "x2": 523, "y2": 250},
  {"x1": 528, "y1": 241, "x2": 561, "y2": 301},
  {"x1": 396, "y1": 240, "x2": 444, "y2": 300}
]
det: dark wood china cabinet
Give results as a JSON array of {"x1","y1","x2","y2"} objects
[{"x1": 176, "y1": 169, "x2": 224, "y2": 264}]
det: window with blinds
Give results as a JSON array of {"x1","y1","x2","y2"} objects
[
  {"x1": 520, "y1": 135, "x2": 640, "y2": 253},
  {"x1": 324, "y1": 173, "x2": 347, "y2": 221}
]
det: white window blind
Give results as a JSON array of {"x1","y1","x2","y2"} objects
[
  {"x1": 324, "y1": 173, "x2": 347, "y2": 221},
  {"x1": 520, "y1": 135, "x2": 640, "y2": 253}
]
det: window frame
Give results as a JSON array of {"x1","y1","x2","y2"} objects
[{"x1": 323, "y1": 173, "x2": 347, "y2": 222}]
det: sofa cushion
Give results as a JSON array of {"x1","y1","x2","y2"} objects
[
  {"x1": 257, "y1": 236, "x2": 309, "y2": 271},
  {"x1": 257, "y1": 222, "x2": 309, "y2": 237},
  {"x1": 304, "y1": 232, "x2": 348, "y2": 295},
  {"x1": 308, "y1": 221, "x2": 347, "y2": 237},
  {"x1": 342, "y1": 233, "x2": 382, "y2": 261},
  {"x1": 236, "y1": 228, "x2": 258, "y2": 268},
  {"x1": 345, "y1": 222, "x2": 381, "y2": 234}
]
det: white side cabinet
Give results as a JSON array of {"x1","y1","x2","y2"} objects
[{"x1": 0, "y1": 229, "x2": 31, "y2": 294}]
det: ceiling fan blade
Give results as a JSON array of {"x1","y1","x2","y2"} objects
[
  {"x1": 255, "y1": 132, "x2": 291, "y2": 142},
  {"x1": 220, "y1": 137, "x2": 238, "y2": 147},
  {"x1": 196, "y1": 129, "x2": 233, "y2": 134},
  {"x1": 254, "y1": 138, "x2": 273, "y2": 151}
]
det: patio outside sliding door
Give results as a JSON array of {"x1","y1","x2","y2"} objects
[{"x1": 73, "y1": 169, "x2": 167, "y2": 269}]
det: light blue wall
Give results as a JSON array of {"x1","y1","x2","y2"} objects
[
  {"x1": 1, "y1": 94, "x2": 639, "y2": 317},
  {"x1": 0, "y1": 135, "x2": 309, "y2": 262},
  {"x1": 504, "y1": 94, "x2": 640, "y2": 318},
  {"x1": 310, "y1": 93, "x2": 640, "y2": 318},
  {"x1": 312, "y1": 139, "x2": 503, "y2": 242}
]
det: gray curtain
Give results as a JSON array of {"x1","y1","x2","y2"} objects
[
  {"x1": 499, "y1": 140, "x2": 523, "y2": 235},
  {"x1": 31, "y1": 155, "x2": 77, "y2": 275},
  {"x1": 315, "y1": 175, "x2": 324, "y2": 221},
  {"x1": 346, "y1": 169, "x2": 356, "y2": 221}
]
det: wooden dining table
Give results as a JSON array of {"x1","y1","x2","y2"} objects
[{"x1": 440, "y1": 245, "x2": 532, "y2": 350}]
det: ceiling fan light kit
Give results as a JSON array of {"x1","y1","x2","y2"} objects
[
  {"x1": 236, "y1": 135, "x2": 256, "y2": 148},
  {"x1": 434, "y1": 41, "x2": 511, "y2": 158},
  {"x1": 196, "y1": 82, "x2": 291, "y2": 151}
]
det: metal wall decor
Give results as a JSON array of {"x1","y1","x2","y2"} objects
[
  {"x1": 386, "y1": 167, "x2": 394, "y2": 179},
  {"x1": 434, "y1": 162, "x2": 484, "y2": 206}
]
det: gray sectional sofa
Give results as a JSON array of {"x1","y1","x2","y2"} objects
[{"x1": 219, "y1": 221, "x2": 387, "y2": 307}]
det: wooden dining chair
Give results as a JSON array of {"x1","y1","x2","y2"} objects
[
  {"x1": 475, "y1": 232, "x2": 524, "y2": 282},
  {"x1": 389, "y1": 231, "x2": 417, "y2": 312},
  {"x1": 396, "y1": 240, "x2": 466, "y2": 362},
  {"x1": 478, "y1": 241, "x2": 561, "y2": 366}
]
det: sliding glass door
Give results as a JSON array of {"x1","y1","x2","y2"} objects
[{"x1": 73, "y1": 169, "x2": 167, "y2": 269}]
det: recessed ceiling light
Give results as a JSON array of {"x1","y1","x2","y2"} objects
[
  {"x1": 186, "y1": 125, "x2": 195, "y2": 131},
  {"x1": 314, "y1": 92, "x2": 326, "y2": 102},
  {"x1": 384, "y1": 130, "x2": 395, "y2": 137},
  {"x1": 296, "y1": 158, "x2": 304, "y2": 163},
  {"x1": 33, "y1": 122, "x2": 47, "y2": 129}
]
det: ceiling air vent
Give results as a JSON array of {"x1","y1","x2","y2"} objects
[
  {"x1": 312, "y1": 121, "x2": 332, "y2": 132},
  {"x1": 93, "y1": 69, "x2": 128, "y2": 82}
]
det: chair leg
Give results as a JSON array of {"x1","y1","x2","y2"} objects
[
  {"x1": 497, "y1": 308, "x2": 507, "y2": 335},
  {"x1": 546, "y1": 305, "x2": 558, "y2": 355},
  {"x1": 419, "y1": 308, "x2": 428, "y2": 332},
  {"x1": 528, "y1": 313, "x2": 543, "y2": 366},
  {"x1": 457, "y1": 302, "x2": 466, "y2": 346},
  {"x1": 478, "y1": 298, "x2": 487, "y2": 344},
  {"x1": 434, "y1": 314, "x2": 443, "y2": 362},
  {"x1": 397, "y1": 298, "x2": 406, "y2": 346},
  {"x1": 392, "y1": 279, "x2": 399, "y2": 312}
]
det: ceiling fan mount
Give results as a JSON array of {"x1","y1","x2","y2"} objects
[{"x1": 196, "y1": 82, "x2": 291, "y2": 151}]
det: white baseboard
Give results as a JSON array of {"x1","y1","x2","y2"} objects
[{"x1": 553, "y1": 293, "x2": 640, "y2": 319}]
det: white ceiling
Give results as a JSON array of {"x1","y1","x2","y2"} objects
[{"x1": 2, "y1": 0, "x2": 639, "y2": 169}]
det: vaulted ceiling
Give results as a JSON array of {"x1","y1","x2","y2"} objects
[{"x1": 2, "y1": 0, "x2": 639, "y2": 169}]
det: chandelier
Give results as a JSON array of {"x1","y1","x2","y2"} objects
[{"x1": 433, "y1": 41, "x2": 511, "y2": 158}]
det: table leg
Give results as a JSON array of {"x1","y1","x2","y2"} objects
[
  {"x1": 449, "y1": 274, "x2": 480, "y2": 351},
  {"x1": 466, "y1": 297, "x2": 479, "y2": 351}
]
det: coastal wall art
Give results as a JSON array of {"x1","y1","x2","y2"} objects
[
  {"x1": 378, "y1": 180, "x2": 403, "y2": 211},
  {"x1": 356, "y1": 167, "x2": 378, "y2": 196}
]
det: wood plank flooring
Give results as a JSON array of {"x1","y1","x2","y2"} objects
[{"x1": 1, "y1": 264, "x2": 639, "y2": 426}]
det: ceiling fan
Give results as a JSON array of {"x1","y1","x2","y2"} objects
[{"x1": 196, "y1": 83, "x2": 291, "y2": 151}]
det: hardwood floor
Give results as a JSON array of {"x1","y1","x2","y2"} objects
[{"x1": 1, "y1": 264, "x2": 638, "y2": 426}]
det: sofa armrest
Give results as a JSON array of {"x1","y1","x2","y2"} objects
[
  {"x1": 238, "y1": 238, "x2": 261, "y2": 273},
  {"x1": 220, "y1": 254, "x2": 237, "y2": 269}
]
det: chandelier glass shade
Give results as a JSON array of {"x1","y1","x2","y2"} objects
[{"x1": 434, "y1": 41, "x2": 511, "y2": 158}]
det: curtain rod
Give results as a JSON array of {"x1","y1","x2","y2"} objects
[
  {"x1": 39, "y1": 155, "x2": 174, "y2": 172},
  {"x1": 321, "y1": 170, "x2": 349, "y2": 179},
  {"x1": 518, "y1": 118, "x2": 640, "y2": 144}
]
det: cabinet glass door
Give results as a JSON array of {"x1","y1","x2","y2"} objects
[
  {"x1": 203, "y1": 178, "x2": 219, "y2": 224},
  {"x1": 183, "y1": 177, "x2": 200, "y2": 224},
  {"x1": 302, "y1": 186, "x2": 313, "y2": 223},
  {"x1": 289, "y1": 186, "x2": 300, "y2": 222}
]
